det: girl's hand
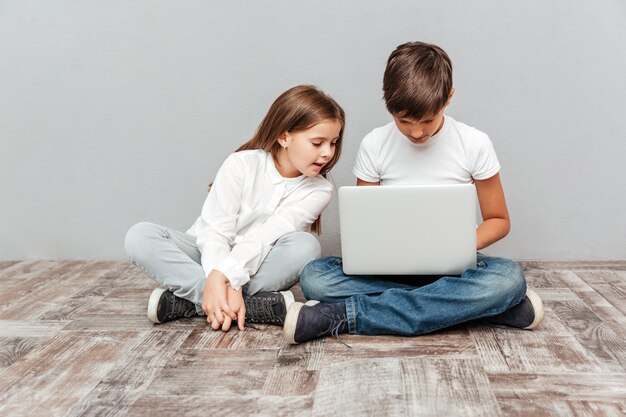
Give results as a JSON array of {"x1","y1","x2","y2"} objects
[
  {"x1": 224, "y1": 286, "x2": 246, "y2": 332},
  {"x1": 202, "y1": 270, "x2": 237, "y2": 330}
]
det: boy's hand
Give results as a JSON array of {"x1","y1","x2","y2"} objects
[
  {"x1": 223, "y1": 287, "x2": 246, "y2": 332},
  {"x1": 202, "y1": 270, "x2": 237, "y2": 330}
]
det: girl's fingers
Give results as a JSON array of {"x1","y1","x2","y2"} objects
[
  {"x1": 214, "y1": 308, "x2": 225, "y2": 324},
  {"x1": 211, "y1": 319, "x2": 221, "y2": 330},
  {"x1": 220, "y1": 303, "x2": 236, "y2": 320},
  {"x1": 221, "y1": 316, "x2": 232, "y2": 332},
  {"x1": 237, "y1": 307, "x2": 246, "y2": 331}
]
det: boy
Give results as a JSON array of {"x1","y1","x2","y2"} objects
[{"x1": 282, "y1": 41, "x2": 544, "y2": 344}]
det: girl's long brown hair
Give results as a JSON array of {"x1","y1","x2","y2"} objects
[{"x1": 237, "y1": 85, "x2": 345, "y2": 234}]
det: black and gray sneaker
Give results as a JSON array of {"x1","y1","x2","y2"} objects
[
  {"x1": 244, "y1": 291, "x2": 295, "y2": 326},
  {"x1": 484, "y1": 289, "x2": 545, "y2": 330},
  {"x1": 147, "y1": 288, "x2": 198, "y2": 324},
  {"x1": 283, "y1": 300, "x2": 349, "y2": 344}
]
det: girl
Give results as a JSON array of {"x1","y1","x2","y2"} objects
[{"x1": 125, "y1": 85, "x2": 344, "y2": 332}]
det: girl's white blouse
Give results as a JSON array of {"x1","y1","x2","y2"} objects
[{"x1": 187, "y1": 149, "x2": 333, "y2": 290}]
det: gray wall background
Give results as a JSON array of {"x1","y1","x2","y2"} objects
[{"x1": 1, "y1": 1, "x2": 625, "y2": 261}]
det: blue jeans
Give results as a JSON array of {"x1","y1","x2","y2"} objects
[
  {"x1": 125, "y1": 222, "x2": 321, "y2": 314},
  {"x1": 299, "y1": 254, "x2": 527, "y2": 336}
]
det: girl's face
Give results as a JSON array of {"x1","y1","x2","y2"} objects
[{"x1": 275, "y1": 119, "x2": 342, "y2": 178}]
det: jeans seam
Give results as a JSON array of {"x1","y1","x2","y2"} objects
[
  {"x1": 345, "y1": 297, "x2": 357, "y2": 334},
  {"x1": 167, "y1": 231, "x2": 198, "y2": 249}
]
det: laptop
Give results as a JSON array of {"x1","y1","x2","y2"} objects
[{"x1": 338, "y1": 184, "x2": 477, "y2": 276}]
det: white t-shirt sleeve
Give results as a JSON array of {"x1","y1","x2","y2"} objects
[
  {"x1": 468, "y1": 132, "x2": 501, "y2": 180},
  {"x1": 194, "y1": 153, "x2": 243, "y2": 279},
  {"x1": 352, "y1": 132, "x2": 381, "y2": 183},
  {"x1": 216, "y1": 184, "x2": 332, "y2": 290}
]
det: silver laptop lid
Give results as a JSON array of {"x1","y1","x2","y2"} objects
[{"x1": 339, "y1": 184, "x2": 477, "y2": 275}]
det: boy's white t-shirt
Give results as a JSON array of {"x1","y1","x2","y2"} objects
[
  {"x1": 353, "y1": 115, "x2": 500, "y2": 185},
  {"x1": 187, "y1": 149, "x2": 333, "y2": 290}
]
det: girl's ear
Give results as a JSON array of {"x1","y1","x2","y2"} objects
[{"x1": 277, "y1": 132, "x2": 289, "y2": 148}]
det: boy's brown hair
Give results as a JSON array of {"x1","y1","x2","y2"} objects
[{"x1": 383, "y1": 41, "x2": 453, "y2": 120}]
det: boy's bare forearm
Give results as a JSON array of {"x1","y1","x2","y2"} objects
[{"x1": 476, "y1": 218, "x2": 510, "y2": 250}]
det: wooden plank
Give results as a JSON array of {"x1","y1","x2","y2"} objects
[
  {"x1": 496, "y1": 399, "x2": 626, "y2": 417},
  {"x1": 180, "y1": 323, "x2": 285, "y2": 350},
  {"x1": 470, "y1": 317, "x2": 602, "y2": 373},
  {"x1": 61, "y1": 314, "x2": 193, "y2": 332},
  {"x1": 127, "y1": 394, "x2": 314, "y2": 417},
  {"x1": 0, "y1": 330, "x2": 143, "y2": 417},
  {"x1": 0, "y1": 261, "x2": 21, "y2": 272},
  {"x1": 0, "y1": 260, "x2": 57, "y2": 279},
  {"x1": 321, "y1": 328, "x2": 476, "y2": 358},
  {"x1": 64, "y1": 329, "x2": 191, "y2": 417},
  {"x1": 77, "y1": 287, "x2": 152, "y2": 316},
  {"x1": 0, "y1": 261, "x2": 83, "y2": 310},
  {"x1": 523, "y1": 268, "x2": 568, "y2": 289},
  {"x1": 262, "y1": 369, "x2": 319, "y2": 396},
  {"x1": 37, "y1": 263, "x2": 140, "y2": 320},
  {"x1": 400, "y1": 358, "x2": 502, "y2": 417},
  {"x1": 0, "y1": 261, "x2": 117, "y2": 320},
  {"x1": 144, "y1": 349, "x2": 279, "y2": 397},
  {"x1": 0, "y1": 337, "x2": 41, "y2": 369},
  {"x1": 549, "y1": 299, "x2": 626, "y2": 372},
  {"x1": 558, "y1": 271, "x2": 626, "y2": 338},
  {"x1": 0, "y1": 319, "x2": 68, "y2": 337},
  {"x1": 311, "y1": 357, "x2": 405, "y2": 416},
  {"x1": 179, "y1": 326, "x2": 243, "y2": 349},
  {"x1": 489, "y1": 372, "x2": 626, "y2": 402},
  {"x1": 520, "y1": 260, "x2": 626, "y2": 270},
  {"x1": 275, "y1": 339, "x2": 326, "y2": 371},
  {"x1": 575, "y1": 271, "x2": 626, "y2": 316},
  {"x1": 105, "y1": 261, "x2": 156, "y2": 290},
  {"x1": 574, "y1": 270, "x2": 626, "y2": 285}
]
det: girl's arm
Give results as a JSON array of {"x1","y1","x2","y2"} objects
[
  {"x1": 217, "y1": 185, "x2": 333, "y2": 289},
  {"x1": 195, "y1": 154, "x2": 244, "y2": 328},
  {"x1": 474, "y1": 173, "x2": 510, "y2": 250}
]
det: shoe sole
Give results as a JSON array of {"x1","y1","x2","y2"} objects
[
  {"x1": 147, "y1": 287, "x2": 167, "y2": 324},
  {"x1": 524, "y1": 289, "x2": 545, "y2": 330},
  {"x1": 282, "y1": 300, "x2": 319, "y2": 344}
]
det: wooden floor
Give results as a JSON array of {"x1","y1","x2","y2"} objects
[{"x1": 0, "y1": 261, "x2": 625, "y2": 417}]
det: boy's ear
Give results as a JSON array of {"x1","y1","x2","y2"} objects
[{"x1": 447, "y1": 87, "x2": 455, "y2": 105}]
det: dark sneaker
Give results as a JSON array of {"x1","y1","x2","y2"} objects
[
  {"x1": 147, "y1": 288, "x2": 198, "y2": 324},
  {"x1": 484, "y1": 289, "x2": 545, "y2": 330},
  {"x1": 283, "y1": 300, "x2": 349, "y2": 344},
  {"x1": 244, "y1": 291, "x2": 295, "y2": 326}
]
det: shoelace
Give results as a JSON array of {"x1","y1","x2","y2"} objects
[
  {"x1": 245, "y1": 296, "x2": 281, "y2": 324},
  {"x1": 166, "y1": 295, "x2": 195, "y2": 319},
  {"x1": 317, "y1": 312, "x2": 351, "y2": 348}
]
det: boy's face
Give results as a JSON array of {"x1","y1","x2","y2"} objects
[
  {"x1": 392, "y1": 87, "x2": 454, "y2": 145},
  {"x1": 392, "y1": 107, "x2": 446, "y2": 145}
]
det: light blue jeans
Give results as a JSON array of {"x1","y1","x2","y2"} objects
[
  {"x1": 300, "y1": 254, "x2": 527, "y2": 336},
  {"x1": 124, "y1": 222, "x2": 321, "y2": 314}
]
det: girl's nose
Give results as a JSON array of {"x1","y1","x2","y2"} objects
[{"x1": 320, "y1": 143, "x2": 333, "y2": 158}]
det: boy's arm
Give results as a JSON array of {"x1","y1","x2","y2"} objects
[
  {"x1": 356, "y1": 178, "x2": 380, "y2": 186},
  {"x1": 475, "y1": 173, "x2": 511, "y2": 250}
]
